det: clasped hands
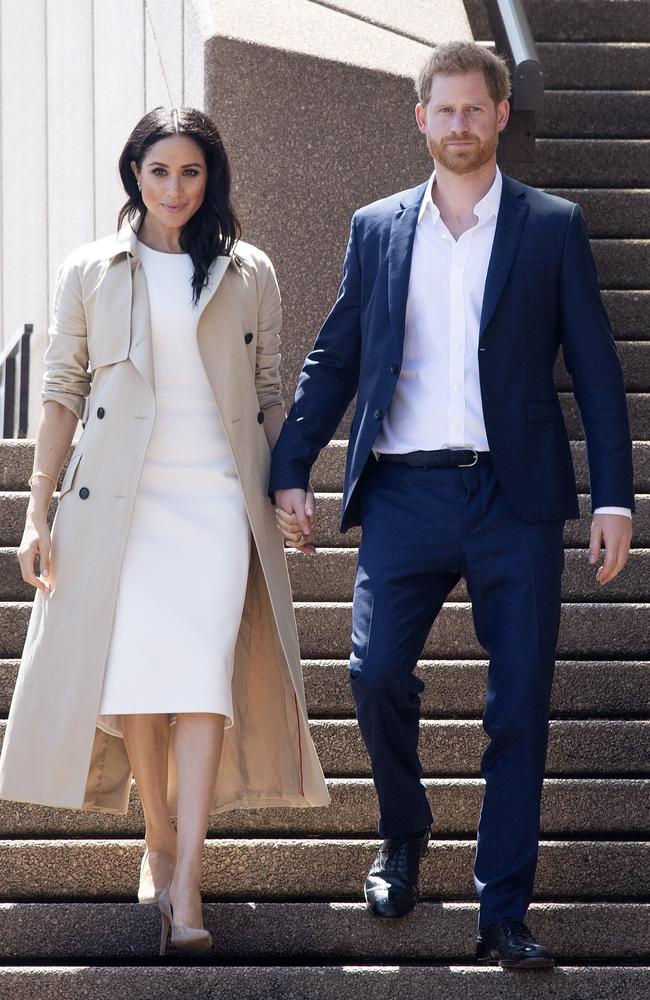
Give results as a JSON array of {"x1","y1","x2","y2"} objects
[{"x1": 274, "y1": 492, "x2": 632, "y2": 583}]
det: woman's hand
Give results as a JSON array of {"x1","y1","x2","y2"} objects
[
  {"x1": 18, "y1": 514, "x2": 54, "y2": 593},
  {"x1": 274, "y1": 487, "x2": 317, "y2": 554}
]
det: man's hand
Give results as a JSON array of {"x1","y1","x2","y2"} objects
[
  {"x1": 274, "y1": 488, "x2": 317, "y2": 554},
  {"x1": 588, "y1": 513, "x2": 632, "y2": 584}
]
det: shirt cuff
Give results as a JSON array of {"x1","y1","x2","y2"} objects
[{"x1": 593, "y1": 507, "x2": 632, "y2": 519}]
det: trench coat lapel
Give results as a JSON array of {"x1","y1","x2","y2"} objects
[{"x1": 129, "y1": 260, "x2": 155, "y2": 393}]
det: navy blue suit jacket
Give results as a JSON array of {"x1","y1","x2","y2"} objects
[{"x1": 270, "y1": 174, "x2": 634, "y2": 531}]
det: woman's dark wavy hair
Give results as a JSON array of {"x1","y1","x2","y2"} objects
[{"x1": 118, "y1": 107, "x2": 240, "y2": 304}]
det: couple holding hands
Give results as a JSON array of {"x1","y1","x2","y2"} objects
[{"x1": 1, "y1": 42, "x2": 633, "y2": 969}]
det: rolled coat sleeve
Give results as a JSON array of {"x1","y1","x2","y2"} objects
[
  {"x1": 255, "y1": 257, "x2": 283, "y2": 411},
  {"x1": 41, "y1": 256, "x2": 90, "y2": 421}
]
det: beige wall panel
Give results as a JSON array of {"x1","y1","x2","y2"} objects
[
  {"x1": 183, "y1": 0, "x2": 205, "y2": 108},
  {"x1": 303, "y1": 0, "x2": 472, "y2": 43},
  {"x1": 1, "y1": 0, "x2": 48, "y2": 430},
  {"x1": 93, "y1": 0, "x2": 145, "y2": 238},
  {"x1": 145, "y1": 0, "x2": 184, "y2": 110}
]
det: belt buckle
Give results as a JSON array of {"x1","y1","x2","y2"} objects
[{"x1": 458, "y1": 449, "x2": 478, "y2": 468}]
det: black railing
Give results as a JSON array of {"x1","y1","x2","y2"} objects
[
  {"x1": 485, "y1": 0, "x2": 544, "y2": 162},
  {"x1": 1, "y1": 324, "x2": 33, "y2": 438}
]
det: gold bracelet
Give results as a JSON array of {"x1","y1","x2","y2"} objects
[{"x1": 28, "y1": 471, "x2": 58, "y2": 491}]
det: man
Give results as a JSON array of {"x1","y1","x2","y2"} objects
[{"x1": 270, "y1": 42, "x2": 633, "y2": 969}]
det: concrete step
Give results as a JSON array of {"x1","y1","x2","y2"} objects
[
  {"x1": 2, "y1": 600, "x2": 648, "y2": 660},
  {"x1": 561, "y1": 393, "x2": 649, "y2": 439},
  {"x1": 0, "y1": 838, "x2": 648, "y2": 899},
  {"x1": 312, "y1": 494, "x2": 650, "y2": 548},
  {"x1": 2, "y1": 546, "x2": 648, "y2": 603},
  {"x1": 1, "y1": 656, "x2": 647, "y2": 721},
  {"x1": 467, "y1": 0, "x2": 650, "y2": 43},
  {"x1": 0, "y1": 717, "x2": 646, "y2": 777},
  {"x1": 513, "y1": 140, "x2": 650, "y2": 189},
  {"x1": 308, "y1": 719, "x2": 650, "y2": 777},
  {"x1": 602, "y1": 290, "x2": 650, "y2": 340},
  {"x1": 292, "y1": 602, "x2": 650, "y2": 660},
  {"x1": 557, "y1": 340, "x2": 650, "y2": 390},
  {"x1": 539, "y1": 91, "x2": 650, "y2": 139},
  {"x1": 0, "y1": 778, "x2": 646, "y2": 838},
  {"x1": 2, "y1": 965, "x2": 650, "y2": 1000},
  {"x1": 0, "y1": 901, "x2": 647, "y2": 961},
  {"x1": 311, "y1": 441, "x2": 650, "y2": 493},
  {"x1": 588, "y1": 246, "x2": 650, "y2": 290},
  {"x1": 545, "y1": 189, "x2": 650, "y2": 238},
  {"x1": 538, "y1": 43, "x2": 650, "y2": 91},
  {"x1": 284, "y1": 549, "x2": 649, "y2": 604}
]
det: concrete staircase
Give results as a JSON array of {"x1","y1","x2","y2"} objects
[{"x1": 0, "y1": 1, "x2": 648, "y2": 996}]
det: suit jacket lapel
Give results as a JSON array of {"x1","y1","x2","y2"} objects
[
  {"x1": 387, "y1": 183, "x2": 427, "y2": 351},
  {"x1": 479, "y1": 176, "x2": 528, "y2": 338}
]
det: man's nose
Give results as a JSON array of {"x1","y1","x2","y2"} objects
[{"x1": 450, "y1": 109, "x2": 470, "y2": 131}]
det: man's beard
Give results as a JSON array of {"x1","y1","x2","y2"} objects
[{"x1": 426, "y1": 131, "x2": 498, "y2": 174}]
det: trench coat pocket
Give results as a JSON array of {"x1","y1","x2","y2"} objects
[
  {"x1": 526, "y1": 400, "x2": 561, "y2": 421},
  {"x1": 87, "y1": 326, "x2": 131, "y2": 371},
  {"x1": 59, "y1": 451, "x2": 83, "y2": 497}
]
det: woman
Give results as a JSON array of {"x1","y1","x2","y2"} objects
[{"x1": 0, "y1": 107, "x2": 329, "y2": 954}]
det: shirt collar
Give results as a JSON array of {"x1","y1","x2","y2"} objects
[{"x1": 417, "y1": 166, "x2": 503, "y2": 226}]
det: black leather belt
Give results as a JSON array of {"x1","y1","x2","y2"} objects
[{"x1": 378, "y1": 449, "x2": 491, "y2": 468}]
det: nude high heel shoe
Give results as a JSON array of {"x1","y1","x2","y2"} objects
[
  {"x1": 158, "y1": 884, "x2": 213, "y2": 956},
  {"x1": 138, "y1": 847, "x2": 175, "y2": 905}
]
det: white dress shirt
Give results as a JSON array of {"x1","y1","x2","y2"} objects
[{"x1": 374, "y1": 168, "x2": 631, "y2": 519}]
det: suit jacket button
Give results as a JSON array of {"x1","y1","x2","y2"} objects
[
  {"x1": 79, "y1": 487, "x2": 90, "y2": 499},
  {"x1": 374, "y1": 409, "x2": 383, "y2": 420},
  {"x1": 244, "y1": 332, "x2": 253, "y2": 344},
  {"x1": 97, "y1": 407, "x2": 105, "y2": 419},
  {"x1": 389, "y1": 364, "x2": 399, "y2": 375},
  {"x1": 257, "y1": 411, "x2": 265, "y2": 424}
]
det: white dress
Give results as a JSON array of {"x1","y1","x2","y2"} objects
[{"x1": 97, "y1": 243, "x2": 250, "y2": 738}]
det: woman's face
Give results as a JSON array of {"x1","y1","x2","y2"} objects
[{"x1": 131, "y1": 135, "x2": 208, "y2": 232}]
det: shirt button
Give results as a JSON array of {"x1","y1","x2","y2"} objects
[
  {"x1": 453, "y1": 385, "x2": 461, "y2": 392},
  {"x1": 97, "y1": 407, "x2": 105, "y2": 419},
  {"x1": 244, "y1": 332, "x2": 253, "y2": 344},
  {"x1": 79, "y1": 487, "x2": 90, "y2": 500},
  {"x1": 374, "y1": 409, "x2": 383, "y2": 420}
]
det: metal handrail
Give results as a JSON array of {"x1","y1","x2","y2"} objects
[
  {"x1": 485, "y1": 0, "x2": 544, "y2": 161},
  {"x1": 1, "y1": 324, "x2": 33, "y2": 438}
]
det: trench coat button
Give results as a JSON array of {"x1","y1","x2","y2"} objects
[
  {"x1": 389, "y1": 364, "x2": 399, "y2": 374},
  {"x1": 257, "y1": 411, "x2": 265, "y2": 424},
  {"x1": 244, "y1": 332, "x2": 253, "y2": 344},
  {"x1": 79, "y1": 487, "x2": 90, "y2": 500},
  {"x1": 97, "y1": 407, "x2": 105, "y2": 419},
  {"x1": 374, "y1": 409, "x2": 383, "y2": 420}
]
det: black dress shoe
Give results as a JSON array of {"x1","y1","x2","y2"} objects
[
  {"x1": 364, "y1": 827, "x2": 430, "y2": 918},
  {"x1": 476, "y1": 918, "x2": 555, "y2": 969}
]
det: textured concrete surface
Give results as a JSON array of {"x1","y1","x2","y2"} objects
[
  {"x1": 601, "y1": 291, "x2": 650, "y2": 340},
  {"x1": 2, "y1": 654, "x2": 648, "y2": 722},
  {"x1": 4, "y1": 546, "x2": 649, "y2": 603},
  {"x1": 539, "y1": 92, "x2": 650, "y2": 140},
  {"x1": 547, "y1": 191, "x2": 650, "y2": 240},
  {"x1": 589, "y1": 246, "x2": 650, "y2": 291},
  {"x1": 0, "y1": 901, "x2": 647, "y2": 960},
  {"x1": 0, "y1": 717, "x2": 645, "y2": 776},
  {"x1": 307, "y1": 719, "x2": 650, "y2": 776},
  {"x1": 562, "y1": 393, "x2": 649, "y2": 440},
  {"x1": 0, "y1": 778, "x2": 646, "y2": 839},
  {"x1": 465, "y1": 0, "x2": 650, "y2": 42},
  {"x1": 289, "y1": 602, "x2": 650, "y2": 660},
  {"x1": 538, "y1": 42, "x2": 650, "y2": 91},
  {"x1": 513, "y1": 139, "x2": 650, "y2": 189},
  {"x1": 2, "y1": 965, "x2": 650, "y2": 1000},
  {"x1": 0, "y1": 838, "x2": 648, "y2": 900}
]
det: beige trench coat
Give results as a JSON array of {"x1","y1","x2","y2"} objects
[{"x1": 0, "y1": 222, "x2": 329, "y2": 815}]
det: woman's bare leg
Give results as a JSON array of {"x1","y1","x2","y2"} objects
[
  {"x1": 170, "y1": 712, "x2": 225, "y2": 928},
  {"x1": 122, "y1": 713, "x2": 177, "y2": 888}
]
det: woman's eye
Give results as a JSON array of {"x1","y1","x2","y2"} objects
[
  {"x1": 184, "y1": 169, "x2": 199, "y2": 176},
  {"x1": 152, "y1": 168, "x2": 166, "y2": 176}
]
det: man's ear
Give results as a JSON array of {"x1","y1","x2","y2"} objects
[{"x1": 496, "y1": 99, "x2": 510, "y2": 133}]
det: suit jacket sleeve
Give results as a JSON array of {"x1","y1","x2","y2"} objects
[
  {"x1": 559, "y1": 204, "x2": 634, "y2": 511},
  {"x1": 269, "y1": 213, "x2": 362, "y2": 493},
  {"x1": 41, "y1": 255, "x2": 91, "y2": 421}
]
